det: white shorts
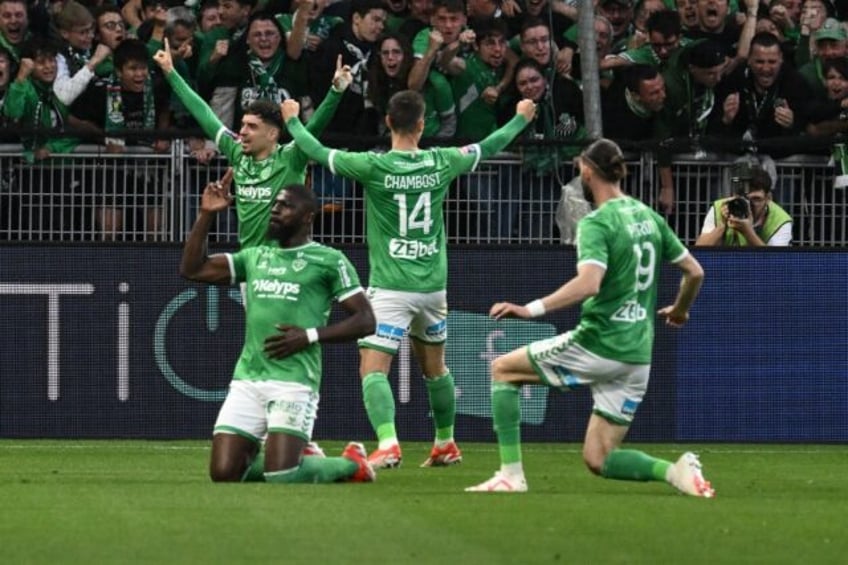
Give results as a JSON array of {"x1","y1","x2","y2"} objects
[
  {"x1": 527, "y1": 332, "x2": 650, "y2": 425},
  {"x1": 358, "y1": 288, "x2": 448, "y2": 354},
  {"x1": 213, "y1": 380, "x2": 319, "y2": 442}
]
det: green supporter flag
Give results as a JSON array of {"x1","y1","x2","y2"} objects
[{"x1": 446, "y1": 311, "x2": 556, "y2": 425}]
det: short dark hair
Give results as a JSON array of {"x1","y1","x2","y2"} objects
[
  {"x1": 92, "y1": 4, "x2": 122, "y2": 22},
  {"x1": 514, "y1": 57, "x2": 545, "y2": 82},
  {"x1": 114, "y1": 38, "x2": 149, "y2": 70},
  {"x1": 748, "y1": 166, "x2": 773, "y2": 193},
  {"x1": 387, "y1": 90, "x2": 425, "y2": 134},
  {"x1": 581, "y1": 138, "x2": 627, "y2": 182},
  {"x1": 623, "y1": 64, "x2": 659, "y2": 93},
  {"x1": 751, "y1": 31, "x2": 782, "y2": 51},
  {"x1": 646, "y1": 9, "x2": 680, "y2": 37},
  {"x1": 822, "y1": 57, "x2": 848, "y2": 81},
  {"x1": 282, "y1": 183, "x2": 318, "y2": 214},
  {"x1": 433, "y1": 0, "x2": 466, "y2": 15},
  {"x1": 247, "y1": 10, "x2": 281, "y2": 33},
  {"x1": 244, "y1": 99, "x2": 284, "y2": 132},
  {"x1": 20, "y1": 37, "x2": 58, "y2": 60},
  {"x1": 351, "y1": 0, "x2": 386, "y2": 18},
  {"x1": 473, "y1": 17, "x2": 508, "y2": 44},
  {"x1": 520, "y1": 17, "x2": 549, "y2": 38}
]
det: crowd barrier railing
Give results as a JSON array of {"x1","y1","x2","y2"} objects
[{"x1": 1, "y1": 143, "x2": 845, "y2": 246}]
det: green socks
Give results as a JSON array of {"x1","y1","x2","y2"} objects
[
  {"x1": 263, "y1": 456, "x2": 358, "y2": 484},
  {"x1": 425, "y1": 372, "x2": 456, "y2": 442},
  {"x1": 492, "y1": 381, "x2": 522, "y2": 465},
  {"x1": 362, "y1": 372, "x2": 397, "y2": 443},
  {"x1": 240, "y1": 452, "x2": 266, "y2": 482},
  {"x1": 600, "y1": 449, "x2": 671, "y2": 482}
]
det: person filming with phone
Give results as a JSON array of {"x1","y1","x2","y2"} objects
[{"x1": 695, "y1": 162, "x2": 793, "y2": 246}]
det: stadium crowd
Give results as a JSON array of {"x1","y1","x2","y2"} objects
[{"x1": 0, "y1": 0, "x2": 846, "y2": 232}]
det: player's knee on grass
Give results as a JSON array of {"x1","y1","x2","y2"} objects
[
  {"x1": 582, "y1": 443, "x2": 608, "y2": 476},
  {"x1": 209, "y1": 433, "x2": 259, "y2": 482},
  {"x1": 209, "y1": 456, "x2": 248, "y2": 482}
]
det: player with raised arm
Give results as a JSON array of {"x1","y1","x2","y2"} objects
[
  {"x1": 153, "y1": 38, "x2": 352, "y2": 248},
  {"x1": 181, "y1": 169, "x2": 377, "y2": 484},
  {"x1": 154, "y1": 39, "x2": 352, "y2": 457},
  {"x1": 466, "y1": 138, "x2": 713, "y2": 496},
  {"x1": 280, "y1": 90, "x2": 535, "y2": 468}
]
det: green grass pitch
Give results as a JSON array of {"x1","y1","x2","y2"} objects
[{"x1": 1, "y1": 441, "x2": 846, "y2": 564}]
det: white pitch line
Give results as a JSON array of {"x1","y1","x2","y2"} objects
[{"x1": 0, "y1": 444, "x2": 844, "y2": 454}]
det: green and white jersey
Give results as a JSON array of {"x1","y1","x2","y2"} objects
[
  {"x1": 573, "y1": 196, "x2": 688, "y2": 364},
  {"x1": 166, "y1": 70, "x2": 341, "y2": 248},
  {"x1": 452, "y1": 53, "x2": 504, "y2": 140},
  {"x1": 228, "y1": 241, "x2": 363, "y2": 390},
  {"x1": 216, "y1": 134, "x2": 311, "y2": 248},
  {"x1": 327, "y1": 146, "x2": 483, "y2": 292},
  {"x1": 285, "y1": 112, "x2": 529, "y2": 290}
]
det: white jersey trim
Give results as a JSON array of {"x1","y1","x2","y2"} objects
[
  {"x1": 214, "y1": 126, "x2": 227, "y2": 148},
  {"x1": 328, "y1": 149, "x2": 338, "y2": 175},
  {"x1": 337, "y1": 286, "x2": 364, "y2": 303},
  {"x1": 470, "y1": 143, "x2": 482, "y2": 171},
  {"x1": 671, "y1": 249, "x2": 690, "y2": 264},
  {"x1": 578, "y1": 258, "x2": 607, "y2": 271},
  {"x1": 225, "y1": 253, "x2": 236, "y2": 285}
]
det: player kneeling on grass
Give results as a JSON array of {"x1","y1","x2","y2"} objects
[
  {"x1": 467, "y1": 139, "x2": 714, "y2": 497},
  {"x1": 181, "y1": 169, "x2": 377, "y2": 484}
]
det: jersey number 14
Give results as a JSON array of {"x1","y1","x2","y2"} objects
[{"x1": 394, "y1": 193, "x2": 433, "y2": 236}]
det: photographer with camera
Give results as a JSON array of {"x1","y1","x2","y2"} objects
[{"x1": 695, "y1": 163, "x2": 793, "y2": 246}]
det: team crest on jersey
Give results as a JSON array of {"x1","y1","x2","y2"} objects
[{"x1": 292, "y1": 252, "x2": 308, "y2": 272}]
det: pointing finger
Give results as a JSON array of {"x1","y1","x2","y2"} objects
[{"x1": 220, "y1": 167, "x2": 234, "y2": 191}]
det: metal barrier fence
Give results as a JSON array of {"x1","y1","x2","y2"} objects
[{"x1": 1, "y1": 143, "x2": 845, "y2": 245}]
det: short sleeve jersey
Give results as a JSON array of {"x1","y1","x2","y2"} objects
[
  {"x1": 573, "y1": 197, "x2": 688, "y2": 364},
  {"x1": 452, "y1": 53, "x2": 504, "y2": 140},
  {"x1": 215, "y1": 133, "x2": 310, "y2": 248},
  {"x1": 228, "y1": 242, "x2": 363, "y2": 390},
  {"x1": 326, "y1": 146, "x2": 483, "y2": 291}
]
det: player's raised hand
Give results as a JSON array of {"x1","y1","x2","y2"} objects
[
  {"x1": 90, "y1": 43, "x2": 112, "y2": 66},
  {"x1": 16, "y1": 57, "x2": 34, "y2": 81},
  {"x1": 200, "y1": 168, "x2": 234, "y2": 213},
  {"x1": 501, "y1": 0, "x2": 522, "y2": 17},
  {"x1": 332, "y1": 54, "x2": 353, "y2": 91},
  {"x1": 517, "y1": 99, "x2": 537, "y2": 121},
  {"x1": 280, "y1": 98, "x2": 301, "y2": 121},
  {"x1": 152, "y1": 38, "x2": 174, "y2": 74},
  {"x1": 427, "y1": 29, "x2": 444, "y2": 52},
  {"x1": 489, "y1": 301, "x2": 530, "y2": 320}
]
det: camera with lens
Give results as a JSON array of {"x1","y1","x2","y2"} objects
[
  {"x1": 726, "y1": 161, "x2": 753, "y2": 218},
  {"x1": 726, "y1": 195, "x2": 749, "y2": 219}
]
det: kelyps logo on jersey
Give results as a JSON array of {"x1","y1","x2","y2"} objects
[
  {"x1": 237, "y1": 185, "x2": 273, "y2": 200},
  {"x1": 252, "y1": 279, "x2": 301, "y2": 299}
]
